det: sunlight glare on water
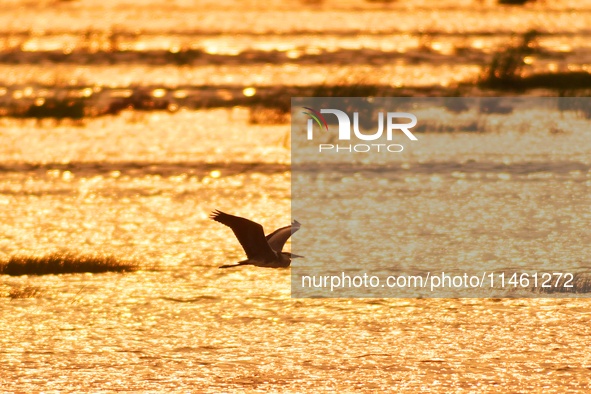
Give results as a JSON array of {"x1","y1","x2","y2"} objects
[
  {"x1": 1, "y1": 0, "x2": 591, "y2": 391},
  {"x1": 0, "y1": 108, "x2": 590, "y2": 391}
]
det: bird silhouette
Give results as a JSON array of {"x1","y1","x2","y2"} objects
[{"x1": 210, "y1": 210, "x2": 302, "y2": 268}]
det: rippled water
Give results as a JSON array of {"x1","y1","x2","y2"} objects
[
  {"x1": 0, "y1": 109, "x2": 590, "y2": 391},
  {"x1": 290, "y1": 99, "x2": 591, "y2": 298},
  {"x1": 2, "y1": 0, "x2": 591, "y2": 103},
  {"x1": 2, "y1": 0, "x2": 591, "y2": 391}
]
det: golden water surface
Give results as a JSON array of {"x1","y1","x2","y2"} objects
[{"x1": 1, "y1": 0, "x2": 591, "y2": 392}]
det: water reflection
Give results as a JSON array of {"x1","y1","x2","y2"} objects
[
  {"x1": 0, "y1": 108, "x2": 590, "y2": 390},
  {"x1": 2, "y1": 0, "x2": 591, "y2": 391}
]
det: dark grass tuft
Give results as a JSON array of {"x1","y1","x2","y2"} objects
[
  {"x1": 479, "y1": 30, "x2": 591, "y2": 90},
  {"x1": 478, "y1": 30, "x2": 539, "y2": 89},
  {"x1": 0, "y1": 252, "x2": 138, "y2": 276}
]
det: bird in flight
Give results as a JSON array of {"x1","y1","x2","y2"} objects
[{"x1": 210, "y1": 210, "x2": 302, "y2": 269}]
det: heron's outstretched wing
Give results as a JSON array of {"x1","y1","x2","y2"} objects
[
  {"x1": 265, "y1": 220, "x2": 301, "y2": 252},
  {"x1": 210, "y1": 210, "x2": 276, "y2": 261}
]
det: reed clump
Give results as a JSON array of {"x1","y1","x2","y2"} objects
[
  {"x1": 479, "y1": 30, "x2": 591, "y2": 90},
  {"x1": 479, "y1": 30, "x2": 538, "y2": 88},
  {"x1": 0, "y1": 252, "x2": 137, "y2": 276}
]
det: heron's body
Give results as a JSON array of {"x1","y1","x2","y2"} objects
[{"x1": 210, "y1": 210, "x2": 302, "y2": 269}]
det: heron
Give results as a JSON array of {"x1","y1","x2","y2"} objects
[{"x1": 210, "y1": 210, "x2": 302, "y2": 269}]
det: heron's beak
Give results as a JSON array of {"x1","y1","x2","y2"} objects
[{"x1": 290, "y1": 253, "x2": 305, "y2": 259}]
